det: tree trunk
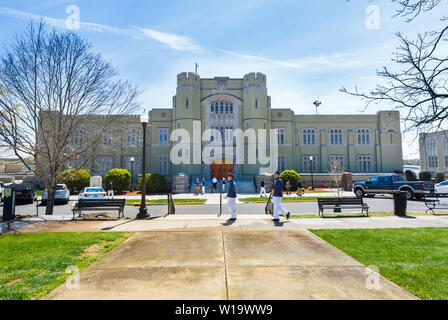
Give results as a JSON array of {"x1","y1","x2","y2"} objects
[{"x1": 45, "y1": 189, "x2": 55, "y2": 216}]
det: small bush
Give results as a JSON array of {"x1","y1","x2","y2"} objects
[
  {"x1": 59, "y1": 169, "x2": 90, "y2": 193},
  {"x1": 419, "y1": 171, "x2": 432, "y2": 181},
  {"x1": 105, "y1": 169, "x2": 131, "y2": 192},
  {"x1": 405, "y1": 170, "x2": 417, "y2": 181},
  {"x1": 139, "y1": 173, "x2": 167, "y2": 193},
  {"x1": 279, "y1": 170, "x2": 302, "y2": 190},
  {"x1": 435, "y1": 172, "x2": 446, "y2": 183}
]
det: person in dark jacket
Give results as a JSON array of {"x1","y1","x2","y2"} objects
[
  {"x1": 272, "y1": 171, "x2": 290, "y2": 221},
  {"x1": 226, "y1": 173, "x2": 237, "y2": 220},
  {"x1": 107, "y1": 182, "x2": 114, "y2": 199}
]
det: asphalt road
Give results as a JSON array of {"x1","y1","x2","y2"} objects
[{"x1": 1, "y1": 196, "x2": 447, "y2": 218}]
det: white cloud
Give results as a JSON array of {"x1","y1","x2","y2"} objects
[{"x1": 0, "y1": 6, "x2": 202, "y2": 53}]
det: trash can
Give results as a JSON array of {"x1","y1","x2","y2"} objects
[
  {"x1": 2, "y1": 187, "x2": 16, "y2": 221},
  {"x1": 393, "y1": 191, "x2": 407, "y2": 216}
]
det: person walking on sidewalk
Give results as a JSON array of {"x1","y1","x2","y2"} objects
[
  {"x1": 285, "y1": 180, "x2": 291, "y2": 196},
  {"x1": 226, "y1": 173, "x2": 237, "y2": 221},
  {"x1": 201, "y1": 178, "x2": 206, "y2": 195},
  {"x1": 272, "y1": 171, "x2": 290, "y2": 222},
  {"x1": 212, "y1": 176, "x2": 218, "y2": 193},
  {"x1": 107, "y1": 182, "x2": 114, "y2": 199},
  {"x1": 259, "y1": 179, "x2": 267, "y2": 197},
  {"x1": 194, "y1": 179, "x2": 200, "y2": 195}
]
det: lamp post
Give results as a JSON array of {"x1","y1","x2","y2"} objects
[
  {"x1": 309, "y1": 156, "x2": 315, "y2": 191},
  {"x1": 130, "y1": 157, "x2": 135, "y2": 192},
  {"x1": 137, "y1": 112, "x2": 149, "y2": 219}
]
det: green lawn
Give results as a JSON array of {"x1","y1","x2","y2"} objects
[
  {"x1": 0, "y1": 232, "x2": 133, "y2": 300},
  {"x1": 311, "y1": 228, "x2": 448, "y2": 300},
  {"x1": 240, "y1": 196, "x2": 332, "y2": 203},
  {"x1": 126, "y1": 198, "x2": 207, "y2": 205}
]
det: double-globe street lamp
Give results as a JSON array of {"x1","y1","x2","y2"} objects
[{"x1": 137, "y1": 112, "x2": 150, "y2": 219}]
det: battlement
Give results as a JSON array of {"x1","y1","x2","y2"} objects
[
  {"x1": 243, "y1": 72, "x2": 267, "y2": 83},
  {"x1": 177, "y1": 72, "x2": 200, "y2": 83}
]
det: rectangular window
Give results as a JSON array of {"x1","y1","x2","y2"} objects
[
  {"x1": 102, "y1": 130, "x2": 113, "y2": 146},
  {"x1": 357, "y1": 155, "x2": 374, "y2": 173},
  {"x1": 158, "y1": 155, "x2": 169, "y2": 175},
  {"x1": 302, "y1": 129, "x2": 316, "y2": 145},
  {"x1": 124, "y1": 156, "x2": 141, "y2": 176},
  {"x1": 302, "y1": 155, "x2": 318, "y2": 173},
  {"x1": 357, "y1": 129, "x2": 371, "y2": 145},
  {"x1": 126, "y1": 129, "x2": 140, "y2": 146},
  {"x1": 276, "y1": 128, "x2": 286, "y2": 145},
  {"x1": 255, "y1": 99, "x2": 258, "y2": 110},
  {"x1": 68, "y1": 156, "x2": 85, "y2": 170},
  {"x1": 95, "y1": 156, "x2": 113, "y2": 177},
  {"x1": 428, "y1": 156, "x2": 439, "y2": 169},
  {"x1": 329, "y1": 155, "x2": 345, "y2": 172},
  {"x1": 186, "y1": 99, "x2": 189, "y2": 110},
  {"x1": 158, "y1": 128, "x2": 169, "y2": 146},
  {"x1": 278, "y1": 155, "x2": 286, "y2": 173},
  {"x1": 329, "y1": 129, "x2": 343, "y2": 145}
]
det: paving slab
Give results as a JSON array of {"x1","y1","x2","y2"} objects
[
  {"x1": 227, "y1": 266, "x2": 416, "y2": 300},
  {"x1": 224, "y1": 231, "x2": 364, "y2": 267},
  {"x1": 94, "y1": 232, "x2": 224, "y2": 268},
  {"x1": 44, "y1": 267, "x2": 227, "y2": 300}
]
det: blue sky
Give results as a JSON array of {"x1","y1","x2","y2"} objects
[{"x1": 1, "y1": 0, "x2": 447, "y2": 159}]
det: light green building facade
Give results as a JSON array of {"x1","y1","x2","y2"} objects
[{"x1": 73, "y1": 72, "x2": 404, "y2": 183}]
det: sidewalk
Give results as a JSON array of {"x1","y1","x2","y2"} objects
[
  {"x1": 7, "y1": 214, "x2": 448, "y2": 234},
  {"x1": 43, "y1": 230, "x2": 417, "y2": 300}
]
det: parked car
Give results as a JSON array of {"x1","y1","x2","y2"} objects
[
  {"x1": 353, "y1": 174, "x2": 434, "y2": 200},
  {"x1": 434, "y1": 181, "x2": 448, "y2": 194},
  {"x1": 78, "y1": 187, "x2": 107, "y2": 200},
  {"x1": 41, "y1": 184, "x2": 70, "y2": 205},
  {"x1": 8, "y1": 183, "x2": 37, "y2": 204}
]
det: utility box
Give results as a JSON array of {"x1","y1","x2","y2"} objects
[
  {"x1": 3, "y1": 187, "x2": 16, "y2": 221},
  {"x1": 342, "y1": 173, "x2": 353, "y2": 192}
]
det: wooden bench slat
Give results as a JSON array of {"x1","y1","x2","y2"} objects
[{"x1": 317, "y1": 197, "x2": 369, "y2": 218}]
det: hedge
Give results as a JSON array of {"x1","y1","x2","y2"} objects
[
  {"x1": 279, "y1": 170, "x2": 303, "y2": 190},
  {"x1": 139, "y1": 173, "x2": 167, "y2": 194},
  {"x1": 105, "y1": 168, "x2": 131, "y2": 192},
  {"x1": 59, "y1": 169, "x2": 90, "y2": 192}
]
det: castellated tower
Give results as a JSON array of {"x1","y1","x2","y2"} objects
[
  {"x1": 173, "y1": 72, "x2": 202, "y2": 176},
  {"x1": 242, "y1": 72, "x2": 270, "y2": 178}
]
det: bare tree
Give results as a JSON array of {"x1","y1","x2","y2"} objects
[
  {"x1": 342, "y1": 0, "x2": 447, "y2": 134},
  {"x1": 0, "y1": 21, "x2": 139, "y2": 215},
  {"x1": 329, "y1": 159, "x2": 345, "y2": 198}
]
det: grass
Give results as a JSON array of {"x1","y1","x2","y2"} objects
[
  {"x1": 125, "y1": 198, "x2": 207, "y2": 205},
  {"x1": 311, "y1": 228, "x2": 448, "y2": 300},
  {"x1": 240, "y1": 196, "x2": 332, "y2": 203},
  {"x1": 0, "y1": 232, "x2": 133, "y2": 300}
]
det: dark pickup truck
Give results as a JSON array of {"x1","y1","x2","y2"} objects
[{"x1": 353, "y1": 175, "x2": 434, "y2": 200}]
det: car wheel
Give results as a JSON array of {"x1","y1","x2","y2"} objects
[{"x1": 354, "y1": 188, "x2": 365, "y2": 198}]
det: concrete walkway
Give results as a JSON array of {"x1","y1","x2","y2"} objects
[
  {"x1": 91, "y1": 214, "x2": 448, "y2": 232},
  {"x1": 44, "y1": 230, "x2": 417, "y2": 300}
]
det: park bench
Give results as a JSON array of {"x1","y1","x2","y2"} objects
[
  {"x1": 317, "y1": 198, "x2": 369, "y2": 218},
  {"x1": 72, "y1": 199, "x2": 126, "y2": 220},
  {"x1": 424, "y1": 198, "x2": 448, "y2": 215}
]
